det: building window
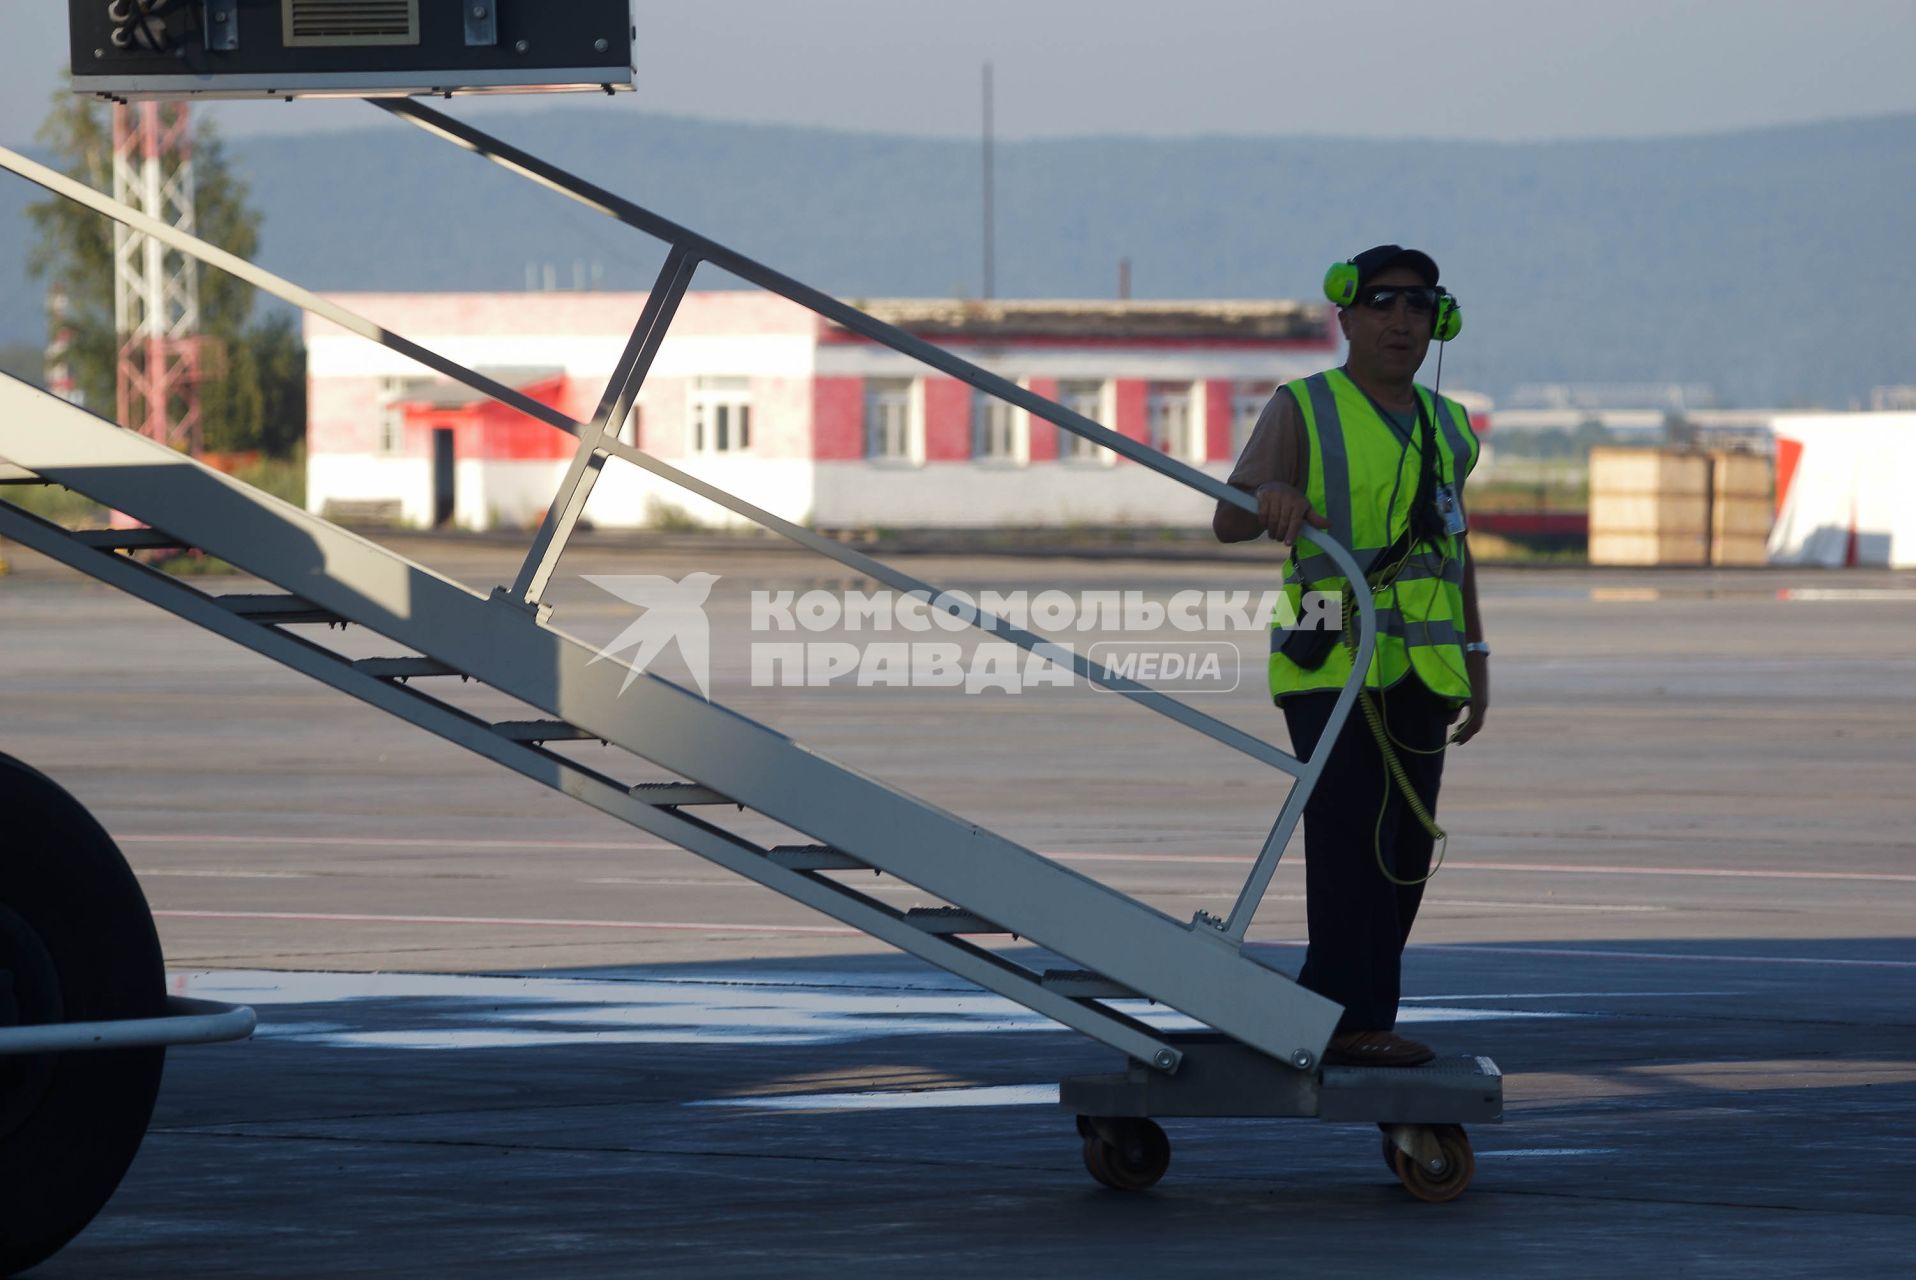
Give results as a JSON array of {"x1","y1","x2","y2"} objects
[
  {"x1": 1057, "y1": 379, "x2": 1109, "y2": 463},
  {"x1": 689, "y1": 376, "x2": 752, "y2": 454},
  {"x1": 972, "y1": 388, "x2": 1023, "y2": 463},
  {"x1": 1148, "y1": 382, "x2": 1196, "y2": 460},
  {"x1": 376, "y1": 376, "x2": 406, "y2": 456},
  {"x1": 865, "y1": 377, "x2": 920, "y2": 462},
  {"x1": 1234, "y1": 382, "x2": 1279, "y2": 454},
  {"x1": 621, "y1": 400, "x2": 643, "y2": 449}
]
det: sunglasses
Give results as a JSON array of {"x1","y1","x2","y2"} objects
[{"x1": 1355, "y1": 285, "x2": 1441, "y2": 315}]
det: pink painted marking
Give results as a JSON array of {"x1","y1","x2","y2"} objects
[
  {"x1": 120, "y1": 835, "x2": 1916, "y2": 883},
  {"x1": 1049, "y1": 851, "x2": 1916, "y2": 884},
  {"x1": 122, "y1": 833, "x2": 676, "y2": 851},
  {"x1": 1442, "y1": 859, "x2": 1916, "y2": 885},
  {"x1": 1408, "y1": 942, "x2": 1916, "y2": 971},
  {"x1": 154, "y1": 909, "x2": 858, "y2": 935}
]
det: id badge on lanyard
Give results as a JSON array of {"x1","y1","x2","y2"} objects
[
  {"x1": 1433, "y1": 482, "x2": 1467, "y2": 536},
  {"x1": 1410, "y1": 397, "x2": 1467, "y2": 538}
]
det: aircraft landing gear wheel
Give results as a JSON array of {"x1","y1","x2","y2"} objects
[
  {"x1": 1077, "y1": 1116, "x2": 1170, "y2": 1191},
  {"x1": 0, "y1": 752, "x2": 167, "y2": 1277},
  {"x1": 1387, "y1": 1124, "x2": 1475, "y2": 1203}
]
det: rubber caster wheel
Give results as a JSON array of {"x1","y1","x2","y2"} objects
[
  {"x1": 1387, "y1": 1124, "x2": 1475, "y2": 1203},
  {"x1": 0, "y1": 753, "x2": 167, "y2": 1276},
  {"x1": 1078, "y1": 1116, "x2": 1170, "y2": 1191}
]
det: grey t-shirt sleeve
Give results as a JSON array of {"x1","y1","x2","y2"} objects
[{"x1": 1225, "y1": 385, "x2": 1308, "y2": 492}]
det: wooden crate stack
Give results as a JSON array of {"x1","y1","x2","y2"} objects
[
  {"x1": 1588, "y1": 447, "x2": 1774, "y2": 566},
  {"x1": 1709, "y1": 450, "x2": 1775, "y2": 566}
]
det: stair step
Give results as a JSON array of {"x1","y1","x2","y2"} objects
[
  {"x1": 904, "y1": 906, "x2": 1005, "y2": 935},
  {"x1": 1042, "y1": 969, "x2": 1141, "y2": 1000},
  {"x1": 73, "y1": 528, "x2": 190, "y2": 551},
  {"x1": 492, "y1": 719, "x2": 599, "y2": 743},
  {"x1": 766, "y1": 844, "x2": 867, "y2": 871},
  {"x1": 353, "y1": 656, "x2": 460, "y2": 680},
  {"x1": 628, "y1": 781, "x2": 731, "y2": 807},
  {"x1": 216, "y1": 593, "x2": 344, "y2": 625}
]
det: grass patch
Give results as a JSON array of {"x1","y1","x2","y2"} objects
[
  {"x1": 224, "y1": 449, "x2": 306, "y2": 507},
  {"x1": 1468, "y1": 476, "x2": 1588, "y2": 511},
  {"x1": 0, "y1": 449, "x2": 296, "y2": 576},
  {"x1": 153, "y1": 550, "x2": 239, "y2": 576},
  {"x1": 2, "y1": 483, "x2": 108, "y2": 529},
  {"x1": 645, "y1": 496, "x2": 703, "y2": 532},
  {"x1": 1466, "y1": 532, "x2": 1586, "y2": 563}
]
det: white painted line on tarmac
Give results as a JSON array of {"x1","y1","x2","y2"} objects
[
  {"x1": 1403, "y1": 992, "x2": 1732, "y2": 1002},
  {"x1": 154, "y1": 911, "x2": 1913, "y2": 976},
  {"x1": 1048, "y1": 851, "x2": 1257, "y2": 866},
  {"x1": 1777, "y1": 588, "x2": 1916, "y2": 602},
  {"x1": 693, "y1": 1084, "x2": 1059, "y2": 1112},
  {"x1": 1421, "y1": 898, "x2": 1668, "y2": 913},
  {"x1": 137, "y1": 868, "x2": 312, "y2": 879},
  {"x1": 167, "y1": 969, "x2": 1576, "y2": 1053},
  {"x1": 116, "y1": 833, "x2": 1916, "y2": 885}
]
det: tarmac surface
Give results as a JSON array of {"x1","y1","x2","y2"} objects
[{"x1": 2, "y1": 533, "x2": 1914, "y2": 1275}]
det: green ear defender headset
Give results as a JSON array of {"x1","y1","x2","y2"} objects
[
  {"x1": 1322, "y1": 258, "x2": 1363, "y2": 307},
  {"x1": 1322, "y1": 258, "x2": 1463, "y2": 341}
]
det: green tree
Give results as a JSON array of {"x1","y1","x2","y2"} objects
[
  {"x1": 0, "y1": 343, "x2": 45, "y2": 384},
  {"x1": 26, "y1": 74, "x2": 305, "y2": 456},
  {"x1": 24, "y1": 82, "x2": 115, "y2": 416},
  {"x1": 1571, "y1": 418, "x2": 1617, "y2": 456}
]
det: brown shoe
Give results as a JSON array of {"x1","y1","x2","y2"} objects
[{"x1": 1322, "y1": 1030, "x2": 1436, "y2": 1068}]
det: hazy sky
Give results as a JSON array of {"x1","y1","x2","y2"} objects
[{"x1": 4, "y1": 1, "x2": 1914, "y2": 145}]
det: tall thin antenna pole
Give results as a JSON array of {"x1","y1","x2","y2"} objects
[{"x1": 982, "y1": 61, "x2": 995, "y2": 300}]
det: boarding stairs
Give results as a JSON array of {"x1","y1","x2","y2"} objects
[{"x1": 0, "y1": 104, "x2": 1499, "y2": 1197}]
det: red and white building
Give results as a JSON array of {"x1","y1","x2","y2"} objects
[{"x1": 304, "y1": 291, "x2": 1344, "y2": 530}]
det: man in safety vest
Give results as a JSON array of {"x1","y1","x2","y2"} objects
[{"x1": 1214, "y1": 244, "x2": 1489, "y2": 1068}]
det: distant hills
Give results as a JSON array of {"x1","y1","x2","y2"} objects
[{"x1": 3, "y1": 108, "x2": 1913, "y2": 407}]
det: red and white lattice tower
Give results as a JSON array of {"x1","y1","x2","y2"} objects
[
  {"x1": 45, "y1": 282, "x2": 79, "y2": 406},
  {"x1": 112, "y1": 100, "x2": 202, "y2": 453}
]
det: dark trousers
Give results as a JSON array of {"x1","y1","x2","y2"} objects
[{"x1": 1281, "y1": 676, "x2": 1451, "y2": 1034}]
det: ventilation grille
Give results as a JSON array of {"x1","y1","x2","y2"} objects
[{"x1": 282, "y1": 0, "x2": 420, "y2": 47}]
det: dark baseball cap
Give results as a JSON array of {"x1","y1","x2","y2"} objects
[{"x1": 1351, "y1": 244, "x2": 1440, "y2": 288}]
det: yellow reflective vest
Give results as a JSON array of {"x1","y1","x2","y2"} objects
[{"x1": 1267, "y1": 368, "x2": 1480, "y2": 703}]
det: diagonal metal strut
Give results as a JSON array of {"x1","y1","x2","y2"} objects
[{"x1": 510, "y1": 244, "x2": 700, "y2": 606}]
